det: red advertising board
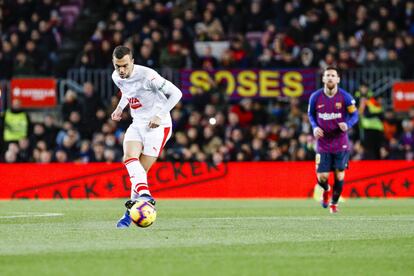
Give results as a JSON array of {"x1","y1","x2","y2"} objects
[
  {"x1": 10, "y1": 78, "x2": 57, "y2": 108},
  {"x1": 0, "y1": 161, "x2": 413, "y2": 199},
  {"x1": 393, "y1": 81, "x2": 414, "y2": 111}
]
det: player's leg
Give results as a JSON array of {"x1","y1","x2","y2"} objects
[
  {"x1": 332, "y1": 170, "x2": 345, "y2": 204},
  {"x1": 139, "y1": 154, "x2": 158, "y2": 172},
  {"x1": 123, "y1": 140, "x2": 149, "y2": 201},
  {"x1": 329, "y1": 151, "x2": 350, "y2": 213},
  {"x1": 132, "y1": 154, "x2": 158, "y2": 205},
  {"x1": 139, "y1": 125, "x2": 172, "y2": 202},
  {"x1": 329, "y1": 170, "x2": 344, "y2": 213},
  {"x1": 117, "y1": 126, "x2": 144, "y2": 228},
  {"x1": 316, "y1": 152, "x2": 331, "y2": 208}
]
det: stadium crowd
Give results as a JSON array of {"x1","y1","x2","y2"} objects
[
  {"x1": 2, "y1": 79, "x2": 414, "y2": 163},
  {"x1": 74, "y1": 0, "x2": 414, "y2": 77},
  {"x1": 0, "y1": 0, "x2": 83, "y2": 79},
  {"x1": 1, "y1": 0, "x2": 413, "y2": 77},
  {"x1": 1, "y1": 0, "x2": 414, "y2": 163}
]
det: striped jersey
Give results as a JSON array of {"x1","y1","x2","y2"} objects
[{"x1": 308, "y1": 88, "x2": 358, "y2": 153}]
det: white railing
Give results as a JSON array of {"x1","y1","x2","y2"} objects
[
  {"x1": 0, "y1": 67, "x2": 402, "y2": 109},
  {"x1": 66, "y1": 68, "x2": 179, "y2": 103},
  {"x1": 67, "y1": 67, "x2": 401, "y2": 106},
  {"x1": 316, "y1": 67, "x2": 401, "y2": 106},
  {"x1": 66, "y1": 68, "x2": 116, "y2": 101}
]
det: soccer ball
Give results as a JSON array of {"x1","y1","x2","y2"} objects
[{"x1": 129, "y1": 200, "x2": 157, "y2": 228}]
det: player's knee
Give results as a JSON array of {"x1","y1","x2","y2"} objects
[
  {"x1": 318, "y1": 174, "x2": 329, "y2": 183},
  {"x1": 335, "y1": 170, "x2": 345, "y2": 181},
  {"x1": 123, "y1": 154, "x2": 139, "y2": 162},
  {"x1": 141, "y1": 164, "x2": 150, "y2": 173}
]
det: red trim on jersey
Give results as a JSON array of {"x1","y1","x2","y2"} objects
[
  {"x1": 158, "y1": 127, "x2": 171, "y2": 157},
  {"x1": 124, "y1": 158, "x2": 138, "y2": 165}
]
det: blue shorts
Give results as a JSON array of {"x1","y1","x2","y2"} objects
[{"x1": 316, "y1": 152, "x2": 350, "y2": 173}]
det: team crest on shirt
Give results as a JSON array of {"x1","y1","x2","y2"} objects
[
  {"x1": 335, "y1": 102, "x2": 342, "y2": 109},
  {"x1": 128, "y1": 97, "x2": 142, "y2": 109}
]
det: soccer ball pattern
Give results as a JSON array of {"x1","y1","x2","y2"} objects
[{"x1": 129, "y1": 200, "x2": 157, "y2": 228}]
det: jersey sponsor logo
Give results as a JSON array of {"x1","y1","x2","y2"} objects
[
  {"x1": 335, "y1": 102, "x2": 342, "y2": 109},
  {"x1": 128, "y1": 97, "x2": 142, "y2": 109},
  {"x1": 318, "y1": 112, "x2": 342, "y2": 120}
]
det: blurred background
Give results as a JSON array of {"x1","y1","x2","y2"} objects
[{"x1": 1, "y1": 0, "x2": 414, "y2": 164}]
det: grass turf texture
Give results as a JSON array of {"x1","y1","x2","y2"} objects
[{"x1": 0, "y1": 199, "x2": 413, "y2": 276}]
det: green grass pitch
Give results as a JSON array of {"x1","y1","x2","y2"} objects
[{"x1": 0, "y1": 199, "x2": 413, "y2": 276}]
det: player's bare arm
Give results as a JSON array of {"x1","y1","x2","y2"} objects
[{"x1": 111, "y1": 106, "x2": 123, "y2": 121}]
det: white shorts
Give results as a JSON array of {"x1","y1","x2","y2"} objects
[{"x1": 124, "y1": 124, "x2": 172, "y2": 157}]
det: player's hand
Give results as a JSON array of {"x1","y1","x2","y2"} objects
[
  {"x1": 338, "y1": 122, "x2": 348, "y2": 132},
  {"x1": 313, "y1": 127, "x2": 324, "y2": 139},
  {"x1": 148, "y1": 116, "x2": 161, "y2": 128},
  {"x1": 111, "y1": 107, "x2": 122, "y2": 121}
]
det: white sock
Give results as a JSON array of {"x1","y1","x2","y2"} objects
[{"x1": 124, "y1": 158, "x2": 150, "y2": 200}]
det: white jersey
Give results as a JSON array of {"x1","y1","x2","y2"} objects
[{"x1": 112, "y1": 65, "x2": 182, "y2": 126}]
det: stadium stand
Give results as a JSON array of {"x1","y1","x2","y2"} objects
[{"x1": 1, "y1": 0, "x2": 414, "y2": 163}]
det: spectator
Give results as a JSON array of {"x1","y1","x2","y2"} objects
[
  {"x1": 358, "y1": 96, "x2": 384, "y2": 159},
  {"x1": 354, "y1": 83, "x2": 374, "y2": 105},
  {"x1": 383, "y1": 109, "x2": 401, "y2": 142},
  {"x1": 43, "y1": 114, "x2": 59, "y2": 148},
  {"x1": 1, "y1": 99, "x2": 30, "y2": 148},
  {"x1": 61, "y1": 90, "x2": 82, "y2": 121},
  {"x1": 81, "y1": 82, "x2": 104, "y2": 137},
  {"x1": 17, "y1": 138, "x2": 31, "y2": 162},
  {"x1": 90, "y1": 142, "x2": 105, "y2": 162},
  {"x1": 400, "y1": 120, "x2": 414, "y2": 160},
  {"x1": 94, "y1": 40, "x2": 113, "y2": 69},
  {"x1": 195, "y1": 10, "x2": 224, "y2": 41},
  {"x1": 196, "y1": 45, "x2": 218, "y2": 70},
  {"x1": 13, "y1": 52, "x2": 35, "y2": 76},
  {"x1": 136, "y1": 44, "x2": 159, "y2": 68},
  {"x1": 29, "y1": 123, "x2": 46, "y2": 149},
  {"x1": 78, "y1": 140, "x2": 93, "y2": 163},
  {"x1": 159, "y1": 42, "x2": 187, "y2": 69},
  {"x1": 230, "y1": 99, "x2": 254, "y2": 128}
]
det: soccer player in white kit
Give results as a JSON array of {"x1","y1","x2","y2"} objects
[{"x1": 111, "y1": 46, "x2": 182, "y2": 228}]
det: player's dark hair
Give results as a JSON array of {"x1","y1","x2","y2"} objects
[
  {"x1": 323, "y1": 66, "x2": 340, "y2": 76},
  {"x1": 113, "y1": 46, "x2": 132, "y2": 59}
]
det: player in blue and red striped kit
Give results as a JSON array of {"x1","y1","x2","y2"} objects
[{"x1": 308, "y1": 67, "x2": 358, "y2": 213}]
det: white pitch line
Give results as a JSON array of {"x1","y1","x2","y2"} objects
[
  {"x1": 196, "y1": 216, "x2": 414, "y2": 221},
  {"x1": 0, "y1": 213, "x2": 63, "y2": 219}
]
